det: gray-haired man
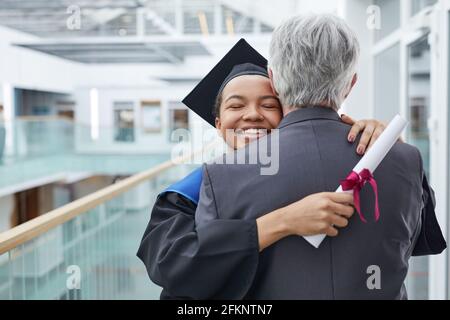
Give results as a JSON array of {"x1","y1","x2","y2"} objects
[{"x1": 195, "y1": 14, "x2": 446, "y2": 299}]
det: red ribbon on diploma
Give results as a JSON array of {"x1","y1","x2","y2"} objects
[{"x1": 340, "y1": 169, "x2": 380, "y2": 223}]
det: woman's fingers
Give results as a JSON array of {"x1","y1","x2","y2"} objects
[
  {"x1": 347, "y1": 120, "x2": 365, "y2": 143},
  {"x1": 329, "y1": 214, "x2": 349, "y2": 228},
  {"x1": 325, "y1": 226, "x2": 339, "y2": 237},
  {"x1": 328, "y1": 202, "x2": 355, "y2": 218},
  {"x1": 357, "y1": 122, "x2": 376, "y2": 155},
  {"x1": 326, "y1": 192, "x2": 354, "y2": 205},
  {"x1": 367, "y1": 123, "x2": 386, "y2": 149},
  {"x1": 346, "y1": 119, "x2": 388, "y2": 153}
]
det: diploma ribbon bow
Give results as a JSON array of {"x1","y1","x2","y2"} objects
[{"x1": 340, "y1": 169, "x2": 380, "y2": 223}]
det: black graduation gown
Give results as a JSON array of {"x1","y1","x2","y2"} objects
[
  {"x1": 411, "y1": 174, "x2": 447, "y2": 256},
  {"x1": 136, "y1": 168, "x2": 259, "y2": 299}
]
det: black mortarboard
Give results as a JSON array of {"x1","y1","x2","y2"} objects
[{"x1": 182, "y1": 38, "x2": 268, "y2": 126}]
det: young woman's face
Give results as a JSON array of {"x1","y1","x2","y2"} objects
[{"x1": 215, "y1": 75, "x2": 283, "y2": 149}]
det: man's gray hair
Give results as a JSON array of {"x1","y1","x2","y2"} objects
[{"x1": 269, "y1": 14, "x2": 360, "y2": 110}]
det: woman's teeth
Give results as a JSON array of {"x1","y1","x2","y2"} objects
[{"x1": 235, "y1": 129, "x2": 269, "y2": 138}]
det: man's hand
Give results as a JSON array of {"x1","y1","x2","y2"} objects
[{"x1": 341, "y1": 114, "x2": 388, "y2": 155}]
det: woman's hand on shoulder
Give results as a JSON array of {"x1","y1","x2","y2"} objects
[{"x1": 341, "y1": 114, "x2": 388, "y2": 155}]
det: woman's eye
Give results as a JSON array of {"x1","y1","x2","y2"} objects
[
  {"x1": 262, "y1": 104, "x2": 277, "y2": 109},
  {"x1": 228, "y1": 104, "x2": 244, "y2": 109}
]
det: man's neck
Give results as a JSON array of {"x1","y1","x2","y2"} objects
[{"x1": 283, "y1": 102, "x2": 336, "y2": 116}]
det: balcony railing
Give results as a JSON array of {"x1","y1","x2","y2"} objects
[
  {"x1": 0, "y1": 116, "x2": 74, "y2": 166},
  {"x1": 0, "y1": 146, "x2": 212, "y2": 300},
  {"x1": 0, "y1": 117, "x2": 172, "y2": 190}
]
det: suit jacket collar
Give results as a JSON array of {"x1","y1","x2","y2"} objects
[{"x1": 278, "y1": 106, "x2": 342, "y2": 129}]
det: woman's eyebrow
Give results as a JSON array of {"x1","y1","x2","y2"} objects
[
  {"x1": 259, "y1": 95, "x2": 279, "y2": 101},
  {"x1": 224, "y1": 95, "x2": 245, "y2": 103}
]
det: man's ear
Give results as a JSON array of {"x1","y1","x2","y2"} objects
[
  {"x1": 345, "y1": 73, "x2": 358, "y2": 98},
  {"x1": 268, "y1": 68, "x2": 279, "y2": 96},
  {"x1": 215, "y1": 117, "x2": 222, "y2": 136},
  {"x1": 351, "y1": 73, "x2": 358, "y2": 89}
]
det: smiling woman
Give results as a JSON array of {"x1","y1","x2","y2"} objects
[{"x1": 215, "y1": 69, "x2": 282, "y2": 148}]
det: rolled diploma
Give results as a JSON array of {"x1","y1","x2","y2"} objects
[{"x1": 303, "y1": 115, "x2": 408, "y2": 248}]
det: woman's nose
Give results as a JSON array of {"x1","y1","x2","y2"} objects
[{"x1": 242, "y1": 105, "x2": 264, "y2": 121}]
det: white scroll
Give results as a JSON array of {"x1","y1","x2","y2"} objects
[{"x1": 304, "y1": 115, "x2": 408, "y2": 248}]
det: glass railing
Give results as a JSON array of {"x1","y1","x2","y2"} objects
[
  {"x1": 0, "y1": 117, "x2": 172, "y2": 189},
  {"x1": 1, "y1": 117, "x2": 172, "y2": 165},
  {"x1": 0, "y1": 157, "x2": 201, "y2": 300},
  {"x1": 0, "y1": 117, "x2": 74, "y2": 166}
]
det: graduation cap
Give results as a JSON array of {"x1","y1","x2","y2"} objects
[{"x1": 182, "y1": 38, "x2": 268, "y2": 126}]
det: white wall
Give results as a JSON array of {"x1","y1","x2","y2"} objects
[
  {"x1": 342, "y1": 0, "x2": 373, "y2": 120},
  {"x1": 0, "y1": 25, "x2": 255, "y2": 101},
  {"x1": 75, "y1": 84, "x2": 199, "y2": 154},
  {"x1": 0, "y1": 26, "x2": 86, "y2": 96},
  {"x1": 297, "y1": 0, "x2": 342, "y2": 15},
  {"x1": 220, "y1": 0, "x2": 341, "y2": 27},
  {"x1": 220, "y1": 0, "x2": 299, "y2": 27}
]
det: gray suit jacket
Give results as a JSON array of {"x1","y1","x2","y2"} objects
[{"x1": 195, "y1": 107, "x2": 446, "y2": 300}]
